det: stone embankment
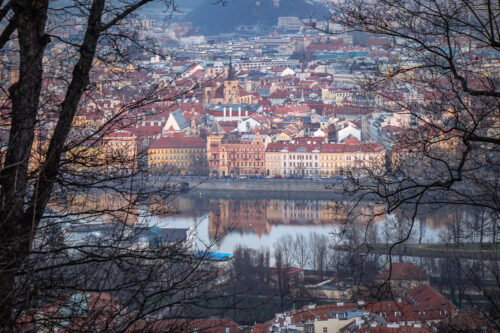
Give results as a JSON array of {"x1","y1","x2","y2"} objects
[{"x1": 153, "y1": 176, "x2": 348, "y2": 198}]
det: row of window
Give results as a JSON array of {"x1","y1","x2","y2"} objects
[
  {"x1": 150, "y1": 162, "x2": 196, "y2": 167},
  {"x1": 107, "y1": 141, "x2": 133, "y2": 146},
  {"x1": 150, "y1": 148, "x2": 205, "y2": 154},
  {"x1": 149, "y1": 155, "x2": 204, "y2": 161},
  {"x1": 221, "y1": 154, "x2": 264, "y2": 160},
  {"x1": 283, "y1": 169, "x2": 319, "y2": 175},
  {"x1": 322, "y1": 155, "x2": 378, "y2": 161},
  {"x1": 222, "y1": 147, "x2": 264, "y2": 153},
  {"x1": 283, "y1": 162, "x2": 318, "y2": 168},
  {"x1": 285, "y1": 154, "x2": 318, "y2": 161},
  {"x1": 225, "y1": 161, "x2": 264, "y2": 167}
]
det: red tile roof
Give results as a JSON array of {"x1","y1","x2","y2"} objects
[
  {"x1": 149, "y1": 136, "x2": 206, "y2": 149},
  {"x1": 377, "y1": 263, "x2": 429, "y2": 281},
  {"x1": 129, "y1": 318, "x2": 242, "y2": 333},
  {"x1": 362, "y1": 326, "x2": 430, "y2": 333},
  {"x1": 105, "y1": 130, "x2": 135, "y2": 138},
  {"x1": 363, "y1": 285, "x2": 457, "y2": 323}
]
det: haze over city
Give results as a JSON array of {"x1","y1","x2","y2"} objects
[{"x1": 0, "y1": 0, "x2": 498, "y2": 332}]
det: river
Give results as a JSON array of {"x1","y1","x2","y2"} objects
[{"x1": 142, "y1": 190, "x2": 462, "y2": 255}]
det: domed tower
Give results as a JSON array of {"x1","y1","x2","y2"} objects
[
  {"x1": 205, "y1": 60, "x2": 216, "y2": 78},
  {"x1": 206, "y1": 122, "x2": 226, "y2": 176}
]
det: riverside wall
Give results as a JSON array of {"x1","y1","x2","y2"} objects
[{"x1": 168, "y1": 176, "x2": 344, "y2": 192}]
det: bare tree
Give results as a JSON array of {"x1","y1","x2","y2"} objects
[
  {"x1": 274, "y1": 234, "x2": 295, "y2": 267},
  {"x1": 0, "y1": 0, "x2": 228, "y2": 331},
  {"x1": 292, "y1": 233, "x2": 310, "y2": 270},
  {"x1": 274, "y1": 247, "x2": 291, "y2": 312},
  {"x1": 321, "y1": 0, "x2": 499, "y2": 326},
  {"x1": 328, "y1": 0, "x2": 500, "y2": 220}
]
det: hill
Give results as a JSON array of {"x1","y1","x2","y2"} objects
[{"x1": 183, "y1": 0, "x2": 328, "y2": 35}]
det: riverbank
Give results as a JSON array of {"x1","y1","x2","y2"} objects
[
  {"x1": 165, "y1": 176, "x2": 347, "y2": 194},
  {"x1": 334, "y1": 243, "x2": 500, "y2": 261}
]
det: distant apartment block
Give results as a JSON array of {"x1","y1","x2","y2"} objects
[{"x1": 278, "y1": 16, "x2": 302, "y2": 31}]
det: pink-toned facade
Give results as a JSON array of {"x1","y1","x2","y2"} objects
[{"x1": 207, "y1": 123, "x2": 267, "y2": 177}]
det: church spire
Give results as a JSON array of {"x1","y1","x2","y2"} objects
[{"x1": 226, "y1": 57, "x2": 235, "y2": 81}]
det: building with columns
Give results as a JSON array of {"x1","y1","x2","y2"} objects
[{"x1": 206, "y1": 103, "x2": 261, "y2": 122}]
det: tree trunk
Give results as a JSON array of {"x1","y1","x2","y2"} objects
[
  {"x1": 0, "y1": 0, "x2": 106, "y2": 328},
  {"x1": 0, "y1": 0, "x2": 49, "y2": 328},
  {"x1": 22, "y1": 0, "x2": 105, "y2": 226}
]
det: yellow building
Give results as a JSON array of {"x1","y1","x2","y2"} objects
[
  {"x1": 66, "y1": 130, "x2": 137, "y2": 174},
  {"x1": 66, "y1": 143, "x2": 106, "y2": 173},
  {"x1": 313, "y1": 318, "x2": 354, "y2": 333},
  {"x1": 321, "y1": 88, "x2": 352, "y2": 104},
  {"x1": 265, "y1": 143, "x2": 282, "y2": 177},
  {"x1": 72, "y1": 114, "x2": 102, "y2": 130},
  {"x1": 28, "y1": 129, "x2": 50, "y2": 174},
  {"x1": 320, "y1": 139, "x2": 385, "y2": 177},
  {"x1": 148, "y1": 135, "x2": 207, "y2": 175},
  {"x1": 274, "y1": 131, "x2": 293, "y2": 142},
  {"x1": 103, "y1": 131, "x2": 137, "y2": 174}
]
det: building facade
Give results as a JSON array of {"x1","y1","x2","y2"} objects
[
  {"x1": 207, "y1": 130, "x2": 267, "y2": 177},
  {"x1": 320, "y1": 139, "x2": 385, "y2": 177},
  {"x1": 148, "y1": 136, "x2": 207, "y2": 175}
]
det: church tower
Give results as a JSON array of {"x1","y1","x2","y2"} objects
[{"x1": 223, "y1": 58, "x2": 240, "y2": 104}]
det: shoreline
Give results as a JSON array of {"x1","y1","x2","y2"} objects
[{"x1": 166, "y1": 176, "x2": 347, "y2": 194}]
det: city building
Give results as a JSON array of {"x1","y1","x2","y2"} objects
[
  {"x1": 265, "y1": 140, "x2": 322, "y2": 177},
  {"x1": 148, "y1": 135, "x2": 207, "y2": 175},
  {"x1": 376, "y1": 262, "x2": 430, "y2": 296},
  {"x1": 218, "y1": 132, "x2": 268, "y2": 177},
  {"x1": 320, "y1": 139, "x2": 385, "y2": 177}
]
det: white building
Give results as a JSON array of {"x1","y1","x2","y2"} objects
[
  {"x1": 237, "y1": 117, "x2": 262, "y2": 132},
  {"x1": 278, "y1": 16, "x2": 302, "y2": 30},
  {"x1": 180, "y1": 34, "x2": 206, "y2": 46},
  {"x1": 337, "y1": 124, "x2": 361, "y2": 143}
]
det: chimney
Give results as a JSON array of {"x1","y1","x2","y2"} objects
[{"x1": 223, "y1": 107, "x2": 226, "y2": 121}]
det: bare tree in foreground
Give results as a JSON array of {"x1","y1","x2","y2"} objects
[
  {"x1": 323, "y1": 0, "x2": 499, "y2": 326},
  {"x1": 0, "y1": 0, "x2": 229, "y2": 331}
]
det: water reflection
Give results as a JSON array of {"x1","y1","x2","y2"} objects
[
  {"x1": 65, "y1": 192, "x2": 139, "y2": 223},
  {"x1": 207, "y1": 199, "x2": 386, "y2": 238},
  {"x1": 57, "y1": 190, "x2": 492, "y2": 254}
]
